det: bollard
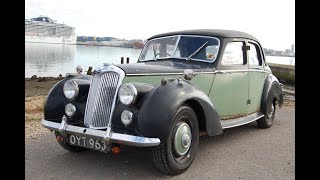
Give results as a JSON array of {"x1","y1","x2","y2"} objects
[
  {"x1": 126, "y1": 57, "x2": 129, "y2": 64},
  {"x1": 121, "y1": 57, "x2": 124, "y2": 64},
  {"x1": 87, "y1": 66, "x2": 93, "y2": 75}
]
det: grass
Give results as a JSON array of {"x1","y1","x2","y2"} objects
[{"x1": 25, "y1": 96, "x2": 46, "y2": 122}]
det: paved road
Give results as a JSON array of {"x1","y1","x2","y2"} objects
[{"x1": 25, "y1": 106, "x2": 295, "y2": 180}]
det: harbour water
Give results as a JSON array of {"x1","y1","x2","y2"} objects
[{"x1": 25, "y1": 43, "x2": 295, "y2": 78}]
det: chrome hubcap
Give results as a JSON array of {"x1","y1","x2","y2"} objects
[
  {"x1": 174, "y1": 122, "x2": 192, "y2": 156},
  {"x1": 182, "y1": 132, "x2": 191, "y2": 148}
]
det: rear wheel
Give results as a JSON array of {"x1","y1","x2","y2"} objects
[
  {"x1": 257, "y1": 97, "x2": 276, "y2": 129},
  {"x1": 54, "y1": 132, "x2": 86, "y2": 152},
  {"x1": 152, "y1": 105, "x2": 199, "y2": 175}
]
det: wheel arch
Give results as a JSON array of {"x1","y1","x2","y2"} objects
[
  {"x1": 183, "y1": 98, "x2": 222, "y2": 136},
  {"x1": 261, "y1": 73, "x2": 284, "y2": 115}
]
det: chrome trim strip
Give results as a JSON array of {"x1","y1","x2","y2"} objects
[
  {"x1": 221, "y1": 112, "x2": 264, "y2": 129},
  {"x1": 127, "y1": 72, "x2": 182, "y2": 76},
  {"x1": 41, "y1": 119, "x2": 161, "y2": 147},
  {"x1": 247, "y1": 69, "x2": 267, "y2": 73},
  {"x1": 215, "y1": 69, "x2": 266, "y2": 73},
  {"x1": 126, "y1": 72, "x2": 214, "y2": 76},
  {"x1": 126, "y1": 69, "x2": 266, "y2": 76}
]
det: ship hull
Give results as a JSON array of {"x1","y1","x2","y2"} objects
[{"x1": 25, "y1": 35, "x2": 77, "y2": 45}]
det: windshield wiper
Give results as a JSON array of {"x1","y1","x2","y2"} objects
[
  {"x1": 152, "y1": 45, "x2": 157, "y2": 60},
  {"x1": 186, "y1": 42, "x2": 208, "y2": 61}
]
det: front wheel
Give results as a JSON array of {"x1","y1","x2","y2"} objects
[{"x1": 152, "y1": 105, "x2": 199, "y2": 175}]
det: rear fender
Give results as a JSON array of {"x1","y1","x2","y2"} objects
[{"x1": 261, "y1": 74, "x2": 284, "y2": 115}]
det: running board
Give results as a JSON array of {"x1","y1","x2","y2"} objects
[{"x1": 221, "y1": 112, "x2": 264, "y2": 129}]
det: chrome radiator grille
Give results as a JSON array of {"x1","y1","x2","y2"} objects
[{"x1": 84, "y1": 72, "x2": 120, "y2": 128}]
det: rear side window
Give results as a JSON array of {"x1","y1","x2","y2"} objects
[
  {"x1": 248, "y1": 43, "x2": 262, "y2": 66},
  {"x1": 221, "y1": 42, "x2": 245, "y2": 65}
]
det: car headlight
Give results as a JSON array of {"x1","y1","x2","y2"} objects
[
  {"x1": 63, "y1": 80, "x2": 79, "y2": 100},
  {"x1": 118, "y1": 83, "x2": 137, "y2": 105},
  {"x1": 65, "y1": 103, "x2": 76, "y2": 117}
]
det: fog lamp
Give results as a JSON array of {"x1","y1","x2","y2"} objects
[
  {"x1": 65, "y1": 103, "x2": 76, "y2": 117},
  {"x1": 121, "y1": 110, "x2": 133, "y2": 126}
]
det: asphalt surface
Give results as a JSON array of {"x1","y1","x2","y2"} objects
[{"x1": 25, "y1": 106, "x2": 295, "y2": 180}]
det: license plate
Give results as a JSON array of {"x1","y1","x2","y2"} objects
[{"x1": 68, "y1": 135, "x2": 109, "y2": 152}]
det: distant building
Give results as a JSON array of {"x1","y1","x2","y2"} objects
[
  {"x1": 77, "y1": 36, "x2": 117, "y2": 42},
  {"x1": 130, "y1": 39, "x2": 144, "y2": 43},
  {"x1": 276, "y1": 51, "x2": 284, "y2": 56},
  {"x1": 285, "y1": 49, "x2": 292, "y2": 56},
  {"x1": 291, "y1": 44, "x2": 295, "y2": 53},
  {"x1": 100, "y1": 40, "x2": 130, "y2": 46}
]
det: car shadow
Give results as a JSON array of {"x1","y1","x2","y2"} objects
[{"x1": 51, "y1": 121, "x2": 269, "y2": 179}]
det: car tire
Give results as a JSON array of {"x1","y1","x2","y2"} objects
[
  {"x1": 54, "y1": 131, "x2": 87, "y2": 152},
  {"x1": 257, "y1": 94, "x2": 276, "y2": 129},
  {"x1": 152, "y1": 105, "x2": 199, "y2": 175}
]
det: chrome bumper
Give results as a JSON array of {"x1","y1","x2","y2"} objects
[{"x1": 41, "y1": 116, "x2": 160, "y2": 147}]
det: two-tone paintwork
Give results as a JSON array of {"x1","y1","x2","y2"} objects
[{"x1": 43, "y1": 30, "x2": 284, "y2": 142}]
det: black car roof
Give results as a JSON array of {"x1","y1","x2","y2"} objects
[{"x1": 148, "y1": 29, "x2": 259, "y2": 42}]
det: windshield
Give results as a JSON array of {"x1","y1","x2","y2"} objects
[{"x1": 139, "y1": 35, "x2": 220, "y2": 62}]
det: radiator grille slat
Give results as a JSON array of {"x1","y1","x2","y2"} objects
[{"x1": 84, "y1": 72, "x2": 120, "y2": 128}]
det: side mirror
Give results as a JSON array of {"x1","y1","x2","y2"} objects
[{"x1": 183, "y1": 69, "x2": 194, "y2": 80}]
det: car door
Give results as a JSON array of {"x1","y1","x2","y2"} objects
[
  {"x1": 209, "y1": 40, "x2": 250, "y2": 119},
  {"x1": 246, "y1": 41, "x2": 268, "y2": 113}
]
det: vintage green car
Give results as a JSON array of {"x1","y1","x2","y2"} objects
[{"x1": 41, "y1": 29, "x2": 284, "y2": 175}]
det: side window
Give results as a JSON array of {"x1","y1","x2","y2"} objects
[
  {"x1": 205, "y1": 45, "x2": 219, "y2": 60},
  {"x1": 221, "y1": 42, "x2": 245, "y2": 65},
  {"x1": 248, "y1": 43, "x2": 262, "y2": 66}
]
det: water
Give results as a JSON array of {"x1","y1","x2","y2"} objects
[
  {"x1": 265, "y1": 56, "x2": 295, "y2": 66},
  {"x1": 25, "y1": 43, "x2": 142, "y2": 77},
  {"x1": 25, "y1": 43, "x2": 295, "y2": 77}
]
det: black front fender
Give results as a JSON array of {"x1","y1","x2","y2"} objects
[
  {"x1": 44, "y1": 74, "x2": 92, "y2": 122},
  {"x1": 137, "y1": 80, "x2": 223, "y2": 140}
]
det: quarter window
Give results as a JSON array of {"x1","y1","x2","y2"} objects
[
  {"x1": 248, "y1": 43, "x2": 262, "y2": 66},
  {"x1": 221, "y1": 42, "x2": 245, "y2": 65}
]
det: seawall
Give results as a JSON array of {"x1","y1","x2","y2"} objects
[{"x1": 268, "y1": 63, "x2": 295, "y2": 85}]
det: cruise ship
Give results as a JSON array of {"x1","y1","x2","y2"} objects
[{"x1": 25, "y1": 16, "x2": 76, "y2": 44}]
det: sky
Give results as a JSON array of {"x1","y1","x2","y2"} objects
[{"x1": 25, "y1": 0, "x2": 295, "y2": 51}]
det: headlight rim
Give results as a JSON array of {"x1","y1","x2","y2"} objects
[
  {"x1": 63, "y1": 80, "x2": 79, "y2": 100},
  {"x1": 118, "y1": 83, "x2": 138, "y2": 106}
]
